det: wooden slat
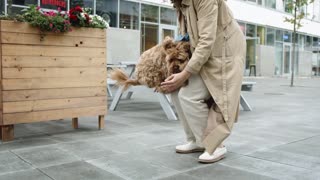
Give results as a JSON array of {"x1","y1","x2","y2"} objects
[
  {"x1": 3, "y1": 78, "x2": 106, "y2": 90},
  {"x1": 3, "y1": 67, "x2": 106, "y2": 79},
  {"x1": 0, "y1": 20, "x2": 106, "y2": 38},
  {"x1": 1, "y1": 32, "x2": 106, "y2": 47},
  {"x1": 3, "y1": 87, "x2": 106, "y2": 102},
  {"x1": 3, "y1": 96, "x2": 107, "y2": 113},
  {"x1": 2, "y1": 44, "x2": 106, "y2": 57},
  {"x1": 0, "y1": 22, "x2": 3, "y2": 125},
  {"x1": 3, "y1": 106, "x2": 107, "y2": 125},
  {"x1": 2, "y1": 56, "x2": 106, "y2": 68}
]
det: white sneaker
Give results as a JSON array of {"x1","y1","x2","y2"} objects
[
  {"x1": 198, "y1": 146, "x2": 227, "y2": 163},
  {"x1": 175, "y1": 141, "x2": 205, "y2": 154}
]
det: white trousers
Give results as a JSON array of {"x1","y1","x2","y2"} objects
[{"x1": 171, "y1": 74, "x2": 211, "y2": 147}]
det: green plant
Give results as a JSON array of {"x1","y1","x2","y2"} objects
[
  {"x1": 0, "y1": 5, "x2": 109, "y2": 39},
  {"x1": 22, "y1": 5, "x2": 71, "y2": 33},
  {"x1": 89, "y1": 14, "x2": 109, "y2": 29}
]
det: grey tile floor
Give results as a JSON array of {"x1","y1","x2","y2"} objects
[{"x1": 0, "y1": 77, "x2": 320, "y2": 180}]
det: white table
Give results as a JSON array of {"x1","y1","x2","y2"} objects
[
  {"x1": 107, "y1": 64, "x2": 255, "y2": 120},
  {"x1": 108, "y1": 62, "x2": 136, "y2": 111},
  {"x1": 107, "y1": 62, "x2": 178, "y2": 120},
  {"x1": 240, "y1": 81, "x2": 256, "y2": 111}
]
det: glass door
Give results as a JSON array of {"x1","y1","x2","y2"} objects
[
  {"x1": 245, "y1": 37, "x2": 259, "y2": 76},
  {"x1": 159, "y1": 25, "x2": 177, "y2": 41},
  {"x1": 283, "y1": 43, "x2": 292, "y2": 75}
]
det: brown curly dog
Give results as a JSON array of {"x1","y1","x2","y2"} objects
[{"x1": 110, "y1": 37, "x2": 191, "y2": 93}]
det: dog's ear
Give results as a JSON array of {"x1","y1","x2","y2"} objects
[
  {"x1": 184, "y1": 43, "x2": 192, "y2": 58},
  {"x1": 177, "y1": 42, "x2": 192, "y2": 58},
  {"x1": 181, "y1": 42, "x2": 190, "y2": 52},
  {"x1": 177, "y1": 42, "x2": 190, "y2": 52},
  {"x1": 162, "y1": 36, "x2": 174, "y2": 51}
]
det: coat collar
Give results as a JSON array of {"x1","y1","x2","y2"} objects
[{"x1": 181, "y1": 0, "x2": 191, "y2": 6}]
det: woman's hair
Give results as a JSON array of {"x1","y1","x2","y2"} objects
[{"x1": 171, "y1": 0, "x2": 182, "y2": 9}]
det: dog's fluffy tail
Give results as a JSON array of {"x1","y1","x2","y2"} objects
[{"x1": 109, "y1": 68, "x2": 140, "y2": 91}]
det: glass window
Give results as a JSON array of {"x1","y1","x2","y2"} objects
[
  {"x1": 266, "y1": 28, "x2": 275, "y2": 46},
  {"x1": 96, "y1": 0, "x2": 118, "y2": 28},
  {"x1": 246, "y1": 24, "x2": 256, "y2": 37},
  {"x1": 12, "y1": 0, "x2": 37, "y2": 6},
  {"x1": 275, "y1": 42, "x2": 283, "y2": 75},
  {"x1": 257, "y1": 26, "x2": 265, "y2": 45},
  {"x1": 265, "y1": 0, "x2": 276, "y2": 9},
  {"x1": 305, "y1": 35, "x2": 313, "y2": 48},
  {"x1": 141, "y1": 4, "x2": 159, "y2": 23},
  {"x1": 313, "y1": 37, "x2": 319, "y2": 47},
  {"x1": 70, "y1": 0, "x2": 84, "y2": 7},
  {"x1": 70, "y1": 0, "x2": 93, "y2": 13},
  {"x1": 7, "y1": 6, "x2": 24, "y2": 15},
  {"x1": 43, "y1": 0, "x2": 67, "y2": 11},
  {"x1": 141, "y1": 23, "x2": 159, "y2": 52},
  {"x1": 120, "y1": 0, "x2": 139, "y2": 30},
  {"x1": 283, "y1": 31, "x2": 291, "y2": 42},
  {"x1": 276, "y1": 29, "x2": 283, "y2": 41},
  {"x1": 238, "y1": 22, "x2": 246, "y2": 35},
  {"x1": 284, "y1": 0, "x2": 293, "y2": 13},
  {"x1": 299, "y1": 34, "x2": 305, "y2": 47},
  {"x1": 161, "y1": 7, "x2": 176, "y2": 25},
  {"x1": 0, "y1": 0, "x2": 4, "y2": 15}
]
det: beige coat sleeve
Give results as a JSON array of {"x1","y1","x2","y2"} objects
[{"x1": 185, "y1": 0, "x2": 218, "y2": 74}]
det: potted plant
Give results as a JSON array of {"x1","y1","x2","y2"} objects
[{"x1": 0, "y1": 5, "x2": 109, "y2": 141}]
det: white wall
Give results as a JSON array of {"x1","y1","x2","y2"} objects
[
  {"x1": 298, "y1": 51, "x2": 313, "y2": 76},
  {"x1": 256, "y1": 45, "x2": 275, "y2": 76},
  {"x1": 106, "y1": 28, "x2": 140, "y2": 64}
]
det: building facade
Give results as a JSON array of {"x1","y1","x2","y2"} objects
[
  {"x1": 2, "y1": 0, "x2": 320, "y2": 76},
  {"x1": 231, "y1": 0, "x2": 320, "y2": 77}
]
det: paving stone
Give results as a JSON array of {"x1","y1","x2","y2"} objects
[
  {"x1": 221, "y1": 156, "x2": 314, "y2": 180},
  {"x1": 87, "y1": 154, "x2": 178, "y2": 180},
  {"x1": 13, "y1": 145, "x2": 80, "y2": 168},
  {"x1": 0, "y1": 151, "x2": 33, "y2": 176},
  {"x1": 0, "y1": 169, "x2": 51, "y2": 180},
  {"x1": 41, "y1": 161, "x2": 124, "y2": 180}
]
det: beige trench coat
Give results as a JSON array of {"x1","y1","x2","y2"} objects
[{"x1": 178, "y1": 0, "x2": 246, "y2": 153}]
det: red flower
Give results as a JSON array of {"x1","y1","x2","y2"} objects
[
  {"x1": 84, "y1": 14, "x2": 90, "y2": 23},
  {"x1": 74, "y1": 6, "x2": 83, "y2": 12},
  {"x1": 69, "y1": 14, "x2": 77, "y2": 21}
]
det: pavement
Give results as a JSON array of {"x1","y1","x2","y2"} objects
[{"x1": 0, "y1": 77, "x2": 320, "y2": 180}]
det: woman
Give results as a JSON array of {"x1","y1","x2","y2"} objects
[{"x1": 161, "y1": 0, "x2": 246, "y2": 163}]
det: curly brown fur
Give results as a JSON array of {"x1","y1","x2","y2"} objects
[
  {"x1": 110, "y1": 36, "x2": 191, "y2": 93},
  {"x1": 109, "y1": 68, "x2": 140, "y2": 91}
]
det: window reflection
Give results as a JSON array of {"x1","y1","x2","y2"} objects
[
  {"x1": 96, "y1": 0, "x2": 118, "y2": 28},
  {"x1": 120, "y1": 0, "x2": 139, "y2": 30}
]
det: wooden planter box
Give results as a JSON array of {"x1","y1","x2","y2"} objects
[{"x1": 0, "y1": 20, "x2": 107, "y2": 141}]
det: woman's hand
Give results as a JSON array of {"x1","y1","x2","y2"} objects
[{"x1": 161, "y1": 70, "x2": 191, "y2": 93}]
